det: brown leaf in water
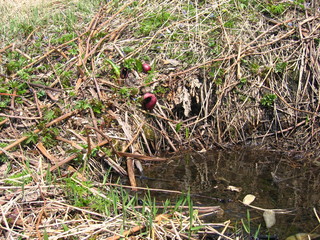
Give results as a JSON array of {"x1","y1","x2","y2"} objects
[
  {"x1": 263, "y1": 210, "x2": 276, "y2": 228},
  {"x1": 285, "y1": 233, "x2": 320, "y2": 240},
  {"x1": 226, "y1": 185, "x2": 242, "y2": 192},
  {"x1": 242, "y1": 194, "x2": 256, "y2": 205}
]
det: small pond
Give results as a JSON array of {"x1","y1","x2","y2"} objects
[{"x1": 137, "y1": 147, "x2": 320, "y2": 239}]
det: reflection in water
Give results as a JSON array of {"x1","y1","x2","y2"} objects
[{"x1": 139, "y1": 148, "x2": 320, "y2": 238}]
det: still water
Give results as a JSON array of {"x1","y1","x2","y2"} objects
[{"x1": 138, "y1": 147, "x2": 320, "y2": 239}]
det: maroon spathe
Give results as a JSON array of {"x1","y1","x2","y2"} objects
[{"x1": 142, "y1": 93, "x2": 157, "y2": 110}]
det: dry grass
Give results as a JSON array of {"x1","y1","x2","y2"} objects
[
  {"x1": 0, "y1": 0, "x2": 78, "y2": 29},
  {"x1": 0, "y1": 162, "x2": 225, "y2": 239},
  {"x1": 0, "y1": 0, "x2": 320, "y2": 238}
]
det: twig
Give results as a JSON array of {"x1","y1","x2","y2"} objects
[
  {"x1": 121, "y1": 121, "x2": 144, "y2": 152},
  {"x1": 260, "y1": 85, "x2": 319, "y2": 116},
  {"x1": 82, "y1": 23, "x2": 130, "y2": 65},
  {"x1": 155, "y1": 118, "x2": 177, "y2": 151},
  {"x1": 0, "y1": 113, "x2": 41, "y2": 120},
  {"x1": 248, "y1": 120, "x2": 306, "y2": 140},
  {"x1": 58, "y1": 128, "x2": 127, "y2": 175},
  {"x1": 126, "y1": 158, "x2": 137, "y2": 191},
  {"x1": 49, "y1": 154, "x2": 78, "y2": 173},
  {"x1": 84, "y1": 126, "x2": 118, "y2": 155},
  {"x1": 55, "y1": 136, "x2": 83, "y2": 150},
  {"x1": 116, "y1": 151, "x2": 167, "y2": 161},
  {"x1": 27, "y1": 82, "x2": 64, "y2": 92},
  {"x1": 0, "y1": 43, "x2": 13, "y2": 53},
  {"x1": 14, "y1": 48, "x2": 31, "y2": 60},
  {"x1": 106, "y1": 214, "x2": 170, "y2": 240},
  {"x1": 313, "y1": 208, "x2": 320, "y2": 224},
  {"x1": 0, "y1": 118, "x2": 9, "y2": 126},
  {"x1": 0, "y1": 109, "x2": 79, "y2": 155},
  {"x1": 36, "y1": 142, "x2": 60, "y2": 165},
  {"x1": 104, "y1": 182, "x2": 185, "y2": 195}
]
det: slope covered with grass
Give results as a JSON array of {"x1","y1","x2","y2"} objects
[{"x1": 0, "y1": 0, "x2": 319, "y2": 238}]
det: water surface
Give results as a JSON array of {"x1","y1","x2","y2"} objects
[{"x1": 139, "y1": 147, "x2": 320, "y2": 239}]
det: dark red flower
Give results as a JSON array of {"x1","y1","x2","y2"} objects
[
  {"x1": 142, "y1": 93, "x2": 157, "y2": 111},
  {"x1": 142, "y1": 63, "x2": 151, "y2": 73}
]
